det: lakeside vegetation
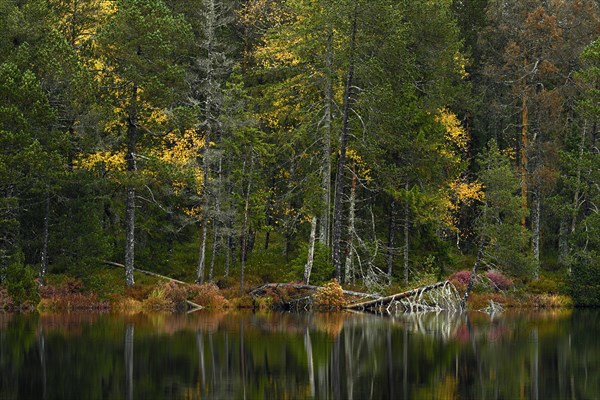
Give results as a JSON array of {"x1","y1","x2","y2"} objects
[{"x1": 1, "y1": 0, "x2": 600, "y2": 310}]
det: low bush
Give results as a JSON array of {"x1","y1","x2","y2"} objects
[
  {"x1": 142, "y1": 287, "x2": 174, "y2": 311},
  {"x1": 485, "y1": 270, "x2": 514, "y2": 291},
  {"x1": 189, "y1": 283, "x2": 229, "y2": 309},
  {"x1": 313, "y1": 280, "x2": 345, "y2": 310},
  {"x1": 449, "y1": 270, "x2": 474, "y2": 292},
  {"x1": 5, "y1": 256, "x2": 40, "y2": 307},
  {"x1": 528, "y1": 277, "x2": 561, "y2": 294}
]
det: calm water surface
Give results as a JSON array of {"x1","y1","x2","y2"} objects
[{"x1": 0, "y1": 309, "x2": 598, "y2": 399}]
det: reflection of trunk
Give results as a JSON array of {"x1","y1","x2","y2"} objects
[
  {"x1": 125, "y1": 84, "x2": 138, "y2": 287},
  {"x1": 39, "y1": 191, "x2": 50, "y2": 286},
  {"x1": 531, "y1": 328, "x2": 539, "y2": 400},
  {"x1": 196, "y1": 332, "x2": 205, "y2": 389},
  {"x1": 531, "y1": 188, "x2": 540, "y2": 279},
  {"x1": 304, "y1": 216, "x2": 317, "y2": 284},
  {"x1": 319, "y1": 30, "x2": 334, "y2": 247},
  {"x1": 332, "y1": 336, "x2": 341, "y2": 400},
  {"x1": 304, "y1": 328, "x2": 315, "y2": 397},
  {"x1": 387, "y1": 201, "x2": 396, "y2": 284},
  {"x1": 344, "y1": 173, "x2": 357, "y2": 284},
  {"x1": 332, "y1": 13, "x2": 357, "y2": 280},
  {"x1": 125, "y1": 324, "x2": 134, "y2": 400},
  {"x1": 402, "y1": 328, "x2": 408, "y2": 400},
  {"x1": 240, "y1": 321, "x2": 246, "y2": 400},
  {"x1": 38, "y1": 330, "x2": 47, "y2": 400},
  {"x1": 386, "y1": 324, "x2": 394, "y2": 399}
]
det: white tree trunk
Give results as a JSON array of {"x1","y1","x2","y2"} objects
[
  {"x1": 304, "y1": 216, "x2": 318, "y2": 284},
  {"x1": 344, "y1": 173, "x2": 357, "y2": 284}
]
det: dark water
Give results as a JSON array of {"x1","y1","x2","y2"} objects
[{"x1": 0, "y1": 309, "x2": 598, "y2": 399}]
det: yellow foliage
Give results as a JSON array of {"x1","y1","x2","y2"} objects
[
  {"x1": 74, "y1": 150, "x2": 126, "y2": 172},
  {"x1": 437, "y1": 108, "x2": 469, "y2": 153},
  {"x1": 346, "y1": 148, "x2": 372, "y2": 183}
]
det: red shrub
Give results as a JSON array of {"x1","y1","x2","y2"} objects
[{"x1": 485, "y1": 270, "x2": 513, "y2": 291}]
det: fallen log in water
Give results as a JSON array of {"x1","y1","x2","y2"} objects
[
  {"x1": 249, "y1": 282, "x2": 381, "y2": 300},
  {"x1": 345, "y1": 281, "x2": 449, "y2": 310}
]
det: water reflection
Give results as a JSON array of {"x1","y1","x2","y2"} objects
[{"x1": 0, "y1": 309, "x2": 598, "y2": 399}]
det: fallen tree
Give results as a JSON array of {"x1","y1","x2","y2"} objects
[
  {"x1": 345, "y1": 281, "x2": 450, "y2": 311},
  {"x1": 103, "y1": 261, "x2": 203, "y2": 312},
  {"x1": 249, "y1": 282, "x2": 381, "y2": 300}
]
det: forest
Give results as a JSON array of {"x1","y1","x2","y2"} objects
[{"x1": 1, "y1": 0, "x2": 599, "y2": 308}]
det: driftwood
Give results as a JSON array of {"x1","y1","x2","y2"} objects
[
  {"x1": 345, "y1": 281, "x2": 449, "y2": 310},
  {"x1": 103, "y1": 261, "x2": 204, "y2": 312},
  {"x1": 249, "y1": 283, "x2": 381, "y2": 300}
]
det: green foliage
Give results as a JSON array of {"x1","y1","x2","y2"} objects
[
  {"x1": 4, "y1": 254, "x2": 39, "y2": 306},
  {"x1": 288, "y1": 243, "x2": 334, "y2": 285},
  {"x1": 570, "y1": 251, "x2": 600, "y2": 307},
  {"x1": 476, "y1": 139, "x2": 535, "y2": 277}
]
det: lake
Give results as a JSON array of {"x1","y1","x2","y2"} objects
[{"x1": 0, "y1": 309, "x2": 598, "y2": 399}]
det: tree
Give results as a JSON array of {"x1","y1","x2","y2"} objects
[{"x1": 97, "y1": 0, "x2": 192, "y2": 286}]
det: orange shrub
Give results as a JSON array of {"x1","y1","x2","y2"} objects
[
  {"x1": 189, "y1": 283, "x2": 229, "y2": 309},
  {"x1": 313, "y1": 280, "x2": 345, "y2": 311}
]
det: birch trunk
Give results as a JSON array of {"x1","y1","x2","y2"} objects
[
  {"x1": 332, "y1": 13, "x2": 357, "y2": 280},
  {"x1": 571, "y1": 120, "x2": 588, "y2": 233},
  {"x1": 344, "y1": 172, "x2": 357, "y2": 284},
  {"x1": 125, "y1": 84, "x2": 138, "y2": 288},
  {"x1": 304, "y1": 216, "x2": 318, "y2": 284}
]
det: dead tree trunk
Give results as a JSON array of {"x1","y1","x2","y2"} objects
[
  {"x1": 461, "y1": 240, "x2": 485, "y2": 309},
  {"x1": 319, "y1": 30, "x2": 334, "y2": 247},
  {"x1": 332, "y1": 12, "x2": 357, "y2": 281},
  {"x1": 345, "y1": 281, "x2": 448, "y2": 310},
  {"x1": 403, "y1": 182, "x2": 410, "y2": 286}
]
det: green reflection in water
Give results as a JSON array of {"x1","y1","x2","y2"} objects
[{"x1": 0, "y1": 309, "x2": 598, "y2": 399}]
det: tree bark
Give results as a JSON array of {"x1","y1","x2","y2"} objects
[
  {"x1": 403, "y1": 182, "x2": 410, "y2": 286},
  {"x1": 344, "y1": 172, "x2": 357, "y2": 284},
  {"x1": 240, "y1": 157, "x2": 253, "y2": 290},
  {"x1": 531, "y1": 187, "x2": 540, "y2": 280},
  {"x1": 332, "y1": 12, "x2": 357, "y2": 281},
  {"x1": 345, "y1": 281, "x2": 448, "y2": 310},
  {"x1": 39, "y1": 191, "x2": 50, "y2": 286},
  {"x1": 304, "y1": 216, "x2": 317, "y2": 284},
  {"x1": 125, "y1": 84, "x2": 138, "y2": 288},
  {"x1": 319, "y1": 30, "x2": 334, "y2": 247},
  {"x1": 387, "y1": 200, "x2": 396, "y2": 284},
  {"x1": 520, "y1": 85, "x2": 529, "y2": 228}
]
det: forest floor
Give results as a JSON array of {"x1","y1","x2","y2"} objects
[{"x1": 0, "y1": 264, "x2": 574, "y2": 312}]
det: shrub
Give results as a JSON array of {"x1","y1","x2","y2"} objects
[
  {"x1": 189, "y1": 283, "x2": 229, "y2": 309},
  {"x1": 142, "y1": 287, "x2": 174, "y2": 311},
  {"x1": 569, "y1": 251, "x2": 600, "y2": 306},
  {"x1": 0, "y1": 287, "x2": 14, "y2": 310},
  {"x1": 313, "y1": 280, "x2": 345, "y2": 310},
  {"x1": 485, "y1": 270, "x2": 513, "y2": 291},
  {"x1": 449, "y1": 270, "x2": 475, "y2": 291},
  {"x1": 528, "y1": 277, "x2": 560, "y2": 294},
  {"x1": 5, "y1": 257, "x2": 40, "y2": 307},
  {"x1": 162, "y1": 282, "x2": 188, "y2": 311}
]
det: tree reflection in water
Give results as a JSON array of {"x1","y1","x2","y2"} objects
[{"x1": 0, "y1": 309, "x2": 598, "y2": 399}]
